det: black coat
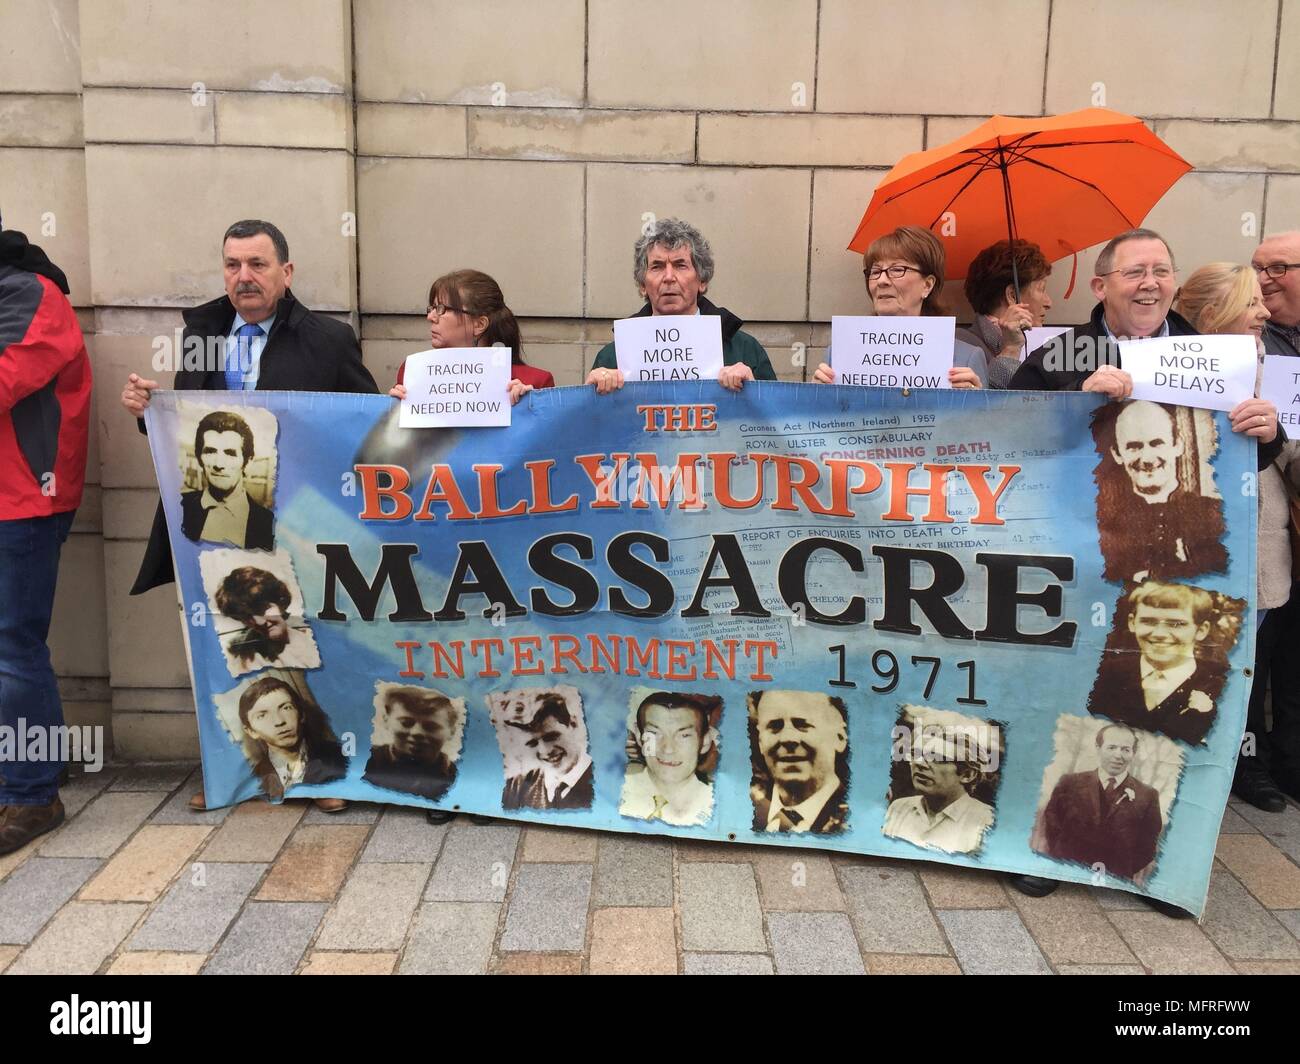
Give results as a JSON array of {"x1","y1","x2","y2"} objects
[
  {"x1": 1089, "y1": 654, "x2": 1227, "y2": 746},
  {"x1": 132, "y1": 290, "x2": 377, "y2": 594}
]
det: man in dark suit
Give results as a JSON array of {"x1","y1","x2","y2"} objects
[
  {"x1": 1038, "y1": 723, "x2": 1164, "y2": 880},
  {"x1": 181, "y1": 409, "x2": 274, "y2": 549},
  {"x1": 501, "y1": 695, "x2": 594, "y2": 811},
  {"x1": 363, "y1": 687, "x2": 459, "y2": 801},
  {"x1": 120, "y1": 218, "x2": 377, "y2": 594},
  {"x1": 749, "y1": 690, "x2": 850, "y2": 835}
]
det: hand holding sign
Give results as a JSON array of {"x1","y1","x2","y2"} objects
[
  {"x1": 1118, "y1": 334, "x2": 1257, "y2": 413},
  {"x1": 614, "y1": 315, "x2": 723, "y2": 383},
  {"x1": 399, "y1": 347, "x2": 512, "y2": 427},
  {"x1": 829, "y1": 316, "x2": 957, "y2": 389}
]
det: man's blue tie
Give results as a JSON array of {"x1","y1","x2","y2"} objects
[{"x1": 225, "y1": 322, "x2": 263, "y2": 390}]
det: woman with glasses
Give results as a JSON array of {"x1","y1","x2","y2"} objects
[
  {"x1": 812, "y1": 225, "x2": 987, "y2": 388},
  {"x1": 388, "y1": 269, "x2": 553, "y2": 402}
]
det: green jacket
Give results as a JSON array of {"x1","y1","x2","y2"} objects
[{"x1": 592, "y1": 296, "x2": 777, "y2": 380}]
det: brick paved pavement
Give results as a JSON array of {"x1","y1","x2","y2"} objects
[{"x1": 2, "y1": 764, "x2": 1299, "y2": 975}]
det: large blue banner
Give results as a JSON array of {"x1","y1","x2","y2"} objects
[{"x1": 144, "y1": 383, "x2": 1255, "y2": 914}]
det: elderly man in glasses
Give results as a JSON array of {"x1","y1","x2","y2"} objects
[{"x1": 1254, "y1": 231, "x2": 1300, "y2": 358}]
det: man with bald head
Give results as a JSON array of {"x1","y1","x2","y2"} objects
[
  {"x1": 750, "y1": 689, "x2": 850, "y2": 835},
  {"x1": 1254, "y1": 231, "x2": 1300, "y2": 356}
]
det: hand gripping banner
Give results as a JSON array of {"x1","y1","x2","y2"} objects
[{"x1": 144, "y1": 383, "x2": 1256, "y2": 915}]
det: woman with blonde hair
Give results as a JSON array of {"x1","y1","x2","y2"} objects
[{"x1": 1175, "y1": 262, "x2": 1294, "y2": 812}]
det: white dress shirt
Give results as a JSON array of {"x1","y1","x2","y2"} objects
[
  {"x1": 765, "y1": 775, "x2": 841, "y2": 834},
  {"x1": 882, "y1": 792, "x2": 994, "y2": 854},
  {"x1": 619, "y1": 766, "x2": 713, "y2": 826}
]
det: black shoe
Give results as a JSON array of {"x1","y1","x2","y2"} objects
[
  {"x1": 1145, "y1": 896, "x2": 1191, "y2": 919},
  {"x1": 426, "y1": 809, "x2": 456, "y2": 826},
  {"x1": 1005, "y1": 874, "x2": 1059, "y2": 898},
  {"x1": 1277, "y1": 775, "x2": 1300, "y2": 805},
  {"x1": 1232, "y1": 769, "x2": 1287, "y2": 813},
  {"x1": 467, "y1": 815, "x2": 494, "y2": 826}
]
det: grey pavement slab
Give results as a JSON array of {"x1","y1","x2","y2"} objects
[
  {"x1": 938, "y1": 909, "x2": 1052, "y2": 974},
  {"x1": 1218, "y1": 806, "x2": 1260, "y2": 834},
  {"x1": 768, "y1": 912, "x2": 865, "y2": 974},
  {"x1": 149, "y1": 769, "x2": 233, "y2": 826},
  {"x1": 1201, "y1": 868, "x2": 1300, "y2": 960},
  {"x1": 316, "y1": 862, "x2": 429, "y2": 950},
  {"x1": 500, "y1": 863, "x2": 592, "y2": 952},
  {"x1": 1276, "y1": 910, "x2": 1300, "y2": 940},
  {"x1": 683, "y1": 952, "x2": 775, "y2": 975},
  {"x1": 361, "y1": 807, "x2": 448, "y2": 863},
  {"x1": 8, "y1": 902, "x2": 145, "y2": 974},
  {"x1": 679, "y1": 863, "x2": 766, "y2": 952},
  {"x1": 399, "y1": 902, "x2": 499, "y2": 975},
  {"x1": 129, "y1": 862, "x2": 267, "y2": 953},
  {"x1": 0, "y1": 857, "x2": 101, "y2": 944},
  {"x1": 109, "y1": 764, "x2": 194, "y2": 792},
  {"x1": 302, "y1": 801, "x2": 382, "y2": 825},
  {"x1": 424, "y1": 821, "x2": 519, "y2": 902},
  {"x1": 39, "y1": 792, "x2": 164, "y2": 858},
  {"x1": 596, "y1": 835, "x2": 672, "y2": 906},
  {"x1": 1228, "y1": 801, "x2": 1300, "y2": 862},
  {"x1": 204, "y1": 901, "x2": 325, "y2": 975},
  {"x1": 1091, "y1": 886, "x2": 1151, "y2": 911},
  {"x1": 839, "y1": 865, "x2": 948, "y2": 954},
  {"x1": 59, "y1": 770, "x2": 118, "y2": 818}
]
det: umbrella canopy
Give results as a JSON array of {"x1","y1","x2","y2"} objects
[{"x1": 847, "y1": 108, "x2": 1191, "y2": 284}]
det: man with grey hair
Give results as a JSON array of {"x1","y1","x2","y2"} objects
[
  {"x1": 1011, "y1": 227, "x2": 1196, "y2": 395},
  {"x1": 587, "y1": 218, "x2": 776, "y2": 393},
  {"x1": 1254, "y1": 230, "x2": 1300, "y2": 357}
]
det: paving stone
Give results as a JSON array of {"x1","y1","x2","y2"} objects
[
  {"x1": 1215, "y1": 835, "x2": 1300, "y2": 908},
  {"x1": 424, "y1": 822, "x2": 519, "y2": 902},
  {"x1": 0, "y1": 844, "x2": 33, "y2": 885},
  {"x1": 301, "y1": 951, "x2": 397, "y2": 975},
  {"x1": 679, "y1": 863, "x2": 766, "y2": 952},
  {"x1": 1276, "y1": 910, "x2": 1300, "y2": 939},
  {"x1": 399, "y1": 902, "x2": 499, "y2": 974},
  {"x1": 38, "y1": 792, "x2": 163, "y2": 858},
  {"x1": 1091, "y1": 886, "x2": 1151, "y2": 911},
  {"x1": 255, "y1": 825, "x2": 369, "y2": 902},
  {"x1": 109, "y1": 764, "x2": 194, "y2": 792},
  {"x1": 1008, "y1": 883, "x2": 1137, "y2": 966},
  {"x1": 938, "y1": 909, "x2": 1052, "y2": 974},
  {"x1": 500, "y1": 863, "x2": 592, "y2": 952},
  {"x1": 589, "y1": 907, "x2": 676, "y2": 974},
  {"x1": 919, "y1": 864, "x2": 1010, "y2": 909},
  {"x1": 8, "y1": 902, "x2": 145, "y2": 974},
  {"x1": 1225, "y1": 801, "x2": 1300, "y2": 863},
  {"x1": 1109, "y1": 912, "x2": 1235, "y2": 974},
  {"x1": 864, "y1": 953, "x2": 962, "y2": 974},
  {"x1": 1201, "y1": 868, "x2": 1300, "y2": 960},
  {"x1": 1057, "y1": 964, "x2": 1148, "y2": 975},
  {"x1": 200, "y1": 800, "x2": 306, "y2": 862},
  {"x1": 595, "y1": 835, "x2": 672, "y2": 906},
  {"x1": 0, "y1": 945, "x2": 19, "y2": 973},
  {"x1": 316, "y1": 862, "x2": 428, "y2": 950},
  {"x1": 80, "y1": 825, "x2": 211, "y2": 902},
  {"x1": 204, "y1": 901, "x2": 325, "y2": 975},
  {"x1": 683, "y1": 952, "x2": 775, "y2": 975},
  {"x1": 362, "y1": 806, "x2": 448, "y2": 863},
  {"x1": 839, "y1": 866, "x2": 947, "y2": 954},
  {"x1": 676, "y1": 839, "x2": 749, "y2": 861},
  {"x1": 1218, "y1": 806, "x2": 1259, "y2": 834},
  {"x1": 497, "y1": 953, "x2": 583, "y2": 975},
  {"x1": 149, "y1": 769, "x2": 233, "y2": 825},
  {"x1": 59, "y1": 769, "x2": 118, "y2": 818},
  {"x1": 106, "y1": 951, "x2": 206, "y2": 975},
  {"x1": 1232, "y1": 960, "x2": 1300, "y2": 974},
  {"x1": 768, "y1": 912, "x2": 865, "y2": 974},
  {"x1": 129, "y1": 862, "x2": 267, "y2": 953},
  {"x1": 753, "y1": 851, "x2": 845, "y2": 911},
  {"x1": 521, "y1": 825, "x2": 598, "y2": 862},
  {"x1": 0, "y1": 857, "x2": 101, "y2": 944},
  {"x1": 302, "y1": 801, "x2": 383, "y2": 825}
]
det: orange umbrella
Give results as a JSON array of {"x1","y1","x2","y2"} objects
[{"x1": 847, "y1": 107, "x2": 1191, "y2": 295}]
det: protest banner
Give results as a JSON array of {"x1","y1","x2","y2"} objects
[
  {"x1": 399, "y1": 347, "x2": 512, "y2": 427},
  {"x1": 1119, "y1": 335, "x2": 1257, "y2": 413},
  {"x1": 144, "y1": 384, "x2": 1255, "y2": 914}
]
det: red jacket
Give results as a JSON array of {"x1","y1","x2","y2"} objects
[
  {"x1": 396, "y1": 359, "x2": 555, "y2": 390},
  {"x1": 0, "y1": 264, "x2": 91, "y2": 519}
]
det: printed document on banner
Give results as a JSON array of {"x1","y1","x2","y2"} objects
[
  {"x1": 614, "y1": 314, "x2": 723, "y2": 382},
  {"x1": 400, "y1": 347, "x2": 511, "y2": 428},
  {"x1": 1119, "y1": 334, "x2": 1257, "y2": 413},
  {"x1": 1024, "y1": 325, "x2": 1071, "y2": 362},
  {"x1": 830, "y1": 316, "x2": 956, "y2": 388},
  {"x1": 1261, "y1": 355, "x2": 1300, "y2": 430}
]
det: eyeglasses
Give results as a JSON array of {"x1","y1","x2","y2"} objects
[
  {"x1": 865, "y1": 264, "x2": 924, "y2": 281},
  {"x1": 1253, "y1": 262, "x2": 1300, "y2": 279},
  {"x1": 1099, "y1": 265, "x2": 1176, "y2": 282},
  {"x1": 426, "y1": 303, "x2": 467, "y2": 319}
]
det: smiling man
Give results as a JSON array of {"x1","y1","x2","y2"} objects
[
  {"x1": 181, "y1": 410, "x2": 273, "y2": 549},
  {"x1": 363, "y1": 687, "x2": 459, "y2": 800},
  {"x1": 587, "y1": 218, "x2": 776, "y2": 394},
  {"x1": 1255, "y1": 230, "x2": 1300, "y2": 356},
  {"x1": 501, "y1": 694, "x2": 595, "y2": 811},
  {"x1": 620, "y1": 691, "x2": 718, "y2": 827},
  {"x1": 750, "y1": 689, "x2": 850, "y2": 835}
]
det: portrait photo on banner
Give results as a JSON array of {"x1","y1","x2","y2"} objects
[
  {"x1": 362, "y1": 682, "x2": 465, "y2": 801},
  {"x1": 1090, "y1": 399, "x2": 1227, "y2": 583},
  {"x1": 211, "y1": 668, "x2": 348, "y2": 800},
  {"x1": 747, "y1": 689, "x2": 851, "y2": 836},
  {"x1": 1030, "y1": 714, "x2": 1185, "y2": 885},
  {"x1": 175, "y1": 400, "x2": 278, "y2": 551},
  {"x1": 881, "y1": 704, "x2": 1004, "y2": 856},
  {"x1": 199, "y1": 547, "x2": 321, "y2": 677},
  {"x1": 1087, "y1": 578, "x2": 1245, "y2": 746},
  {"x1": 618, "y1": 687, "x2": 722, "y2": 828},
  {"x1": 486, "y1": 685, "x2": 595, "y2": 812}
]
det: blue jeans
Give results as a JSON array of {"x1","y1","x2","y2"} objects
[{"x1": 0, "y1": 510, "x2": 75, "y2": 805}]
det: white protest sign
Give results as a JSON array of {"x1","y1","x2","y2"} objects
[
  {"x1": 830, "y1": 316, "x2": 956, "y2": 388},
  {"x1": 1118, "y1": 334, "x2": 1257, "y2": 413},
  {"x1": 1024, "y1": 326, "x2": 1071, "y2": 362},
  {"x1": 1261, "y1": 355, "x2": 1300, "y2": 432},
  {"x1": 399, "y1": 347, "x2": 511, "y2": 427},
  {"x1": 613, "y1": 314, "x2": 724, "y2": 382}
]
